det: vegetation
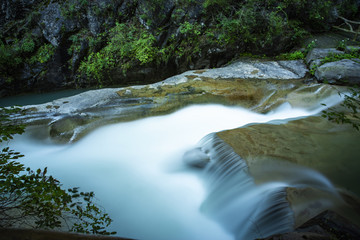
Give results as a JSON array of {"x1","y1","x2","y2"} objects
[
  {"x1": 29, "y1": 44, "x2": 55, "y2": 64},
  {"x1": 0, "y1": 107, "x2": 115, "y2": 235},
  {"x1": 78, "y1": 22, "x2": 158, "y2": 86},
  {"x1": 322, "y1": 87, "x2": 360, "y2": 131},
  {"x1": 1, "y1": 0, "x2": 359, "y2": 91}
]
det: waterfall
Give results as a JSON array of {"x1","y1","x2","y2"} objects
[
  {"x1": 8, "y1": 93, "x2": 345, "y2": 240},
  {"x1": 199, "y1": 133, "x2": 294, "y2": 240},
  {"x1": 196, "y1": 133, "x2": 342, "y2": 240}
]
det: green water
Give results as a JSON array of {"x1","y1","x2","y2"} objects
[{"x1": 0, "y1": 89, "x2": 88, "y2": 107}]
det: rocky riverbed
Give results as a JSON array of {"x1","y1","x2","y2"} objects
[{"x1": 5, "y1": 49, "x2": 360, "y2": 240}]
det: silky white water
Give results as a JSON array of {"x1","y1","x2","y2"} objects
[{"x1": 8, "y1": 94, "x2": 343, "y2": 240}]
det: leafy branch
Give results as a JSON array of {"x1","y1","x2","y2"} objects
[
  {"x1": 0, "y1": 107, "x2": 116, "y2": 234},
  {"x1": 322, "y1": 87, "x2": 360, "y2": 131}
]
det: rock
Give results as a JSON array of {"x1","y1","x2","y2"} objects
[
  {"x1": 137, "y1": 0, "x2": 176, "y2": 31},
  {"x1": 86, "y1": 0, "x2": 114, "y2": 35},
  {"x1": 305, "y1": 48, "x2": 344, "y2": 65},
  {"x1": 49, "y1": 116, "x2": 89, "y2": 143},
  {"x1": 261, "y1": 210, "x2": 360, "y2": 240},
  {"x1": 315, "y1": 59, "x2": 360, "y2": 85},
  {"x1": 0, "y1": 0, "x2": 41, "y2": 30},
  {"x1": 183, "y1": 147, "x2": 210, "y2": 168},
  {"x1": 345, "y1": 46, "x2": 360, "y2": 54},
  {"x1": 0, "y1": 228, "x2": 133, "y2": 240},
  {"x1": 17, "y1": 60, "x2": 335, "y2": 142},
  {"x1": 216, "y1": 115, "x2": 360, "y2": 196},
  {"x1": 161, "y1": 60, "x2": 308, "y2": 81},
  {"x1": 40, "y1": 3, "x2": 79, "y2": 46}
]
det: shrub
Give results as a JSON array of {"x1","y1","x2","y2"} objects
[
  {"x1": 78, "y1": 23, "x2": 158, "y2": 86},
  {"x1": 0, "y1": 107, "x2": 116, "y2": 234},
  {"x1": 29, "y1": 44, "x2": 56, "y2": 64}
]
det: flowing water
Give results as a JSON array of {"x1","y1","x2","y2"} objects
[{"x1": 8, "y1": 94, "x2": 344, "y2": 240}]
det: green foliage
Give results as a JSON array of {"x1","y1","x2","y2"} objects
[
  {"x1": 309, "y1": 48, "x2": 360, "y2": 75},
  {"x1": 336, "y1": 0, "x2": 359, "y2": 18},
  {"x1": 61, "y1": 0, "x2": 88, "y2": 18},
  {"x1": 78, "y1": 23, "x2": 158, "y2": 86},
  {"x1": 320, "y1": 51, "x2": 360, "y2": 65},
  {"x1": 322, "y1": 87, "x2": 360, "y2": 131},
  {"x1": 277, "y1": 50, "x2": 305, "y2": 60},
  {"x1": 0, "y1": 107, "x2": 115, "y2": 235},
  {"x1": 0, "y1": 107, "x2": 25, "y2": 142},
  {"x1": 0, "y1": 41, "x2": 21, "y2": 82},
  {"x1": 29, "y1": 44, "x2": 55, "y2": 64},
  {"x1": 203, "y1": 0, "x2": 232, "y2": 8},
  {"x1": 336, "y1": 39, "x2": 349, "y2": 51},
  {"x1": 20, "y1": 36, "x2": 35, "y2": 54},
  {"x1": 216, "y1": 8, "x2": 258, "y2": 46}
]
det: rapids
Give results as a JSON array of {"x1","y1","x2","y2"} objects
[{"x1": 8, "y1": 93, "x2": 344, "y2": 240}]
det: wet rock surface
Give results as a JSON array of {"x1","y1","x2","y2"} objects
[
  {"x1": 16, "y1": 60, "x2": 324, "y2": 143},
  {"x1": 0, "y1": 228, "x2": 133, "y2": 240},
  {"x1": 217, "y1": 115, "x2": 360, "y2": 196},
  {"x1": 261, "y1": 210, "x2": 360, "y2": 240}
]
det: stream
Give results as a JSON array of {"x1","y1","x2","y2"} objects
[{"x1": 8, "y1": 94, "x2": 344, "y2": 240}]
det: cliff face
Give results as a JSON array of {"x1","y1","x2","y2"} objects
[{"x1": 0, "y1": 0, "x2": 359, "y2": 96}]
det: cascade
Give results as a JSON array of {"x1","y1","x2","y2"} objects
[
  {"x1": 7, "y1": 91, "x2": 345, "y2": 240},
  {"x1": 199, "y1": 134, "x2": 293, "y2": 240},
  {"x1": 196, "y1": 133, "x2": 341, "y2": 240}
]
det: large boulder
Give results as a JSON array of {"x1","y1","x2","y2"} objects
[
  {"x1": 305, "y1": 48, "x2": 344, "y2": 68},
  {"x1": 216, "y1": 115, "x2": 360, "y2": 196},
  {"x1": 315, "y1": 59, "x2": 360, "y2": 85},
  {"x1": 215, "y1": 114, "x2": 360, "y2": 227}
]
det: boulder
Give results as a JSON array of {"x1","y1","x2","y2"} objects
[
  {"x1": 183, "y1": 147, "x2": 210, "y2": 168},
  {"x1": 216, "y1": 115, "x2": 360, "y2": 196},
  {"x1": 305, "y1": 48, "x2": 344, "y2": 67},
  {"x1": 315, "y1": 59, "x2": 360, "y2": 84},
  {"x1": 261, "y1": 210, "x2": 360, "y2": 240}
]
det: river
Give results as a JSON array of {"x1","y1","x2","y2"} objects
[{"x1": 6, "y1": 91, "x2": 345, "y2": 240}]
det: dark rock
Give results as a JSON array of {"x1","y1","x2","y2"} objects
[
  {"x1": 136, "y1": 0, "x2": 176, "y2": 31},
  {"x1": 315, "y1": 59, "x2": 360, "y2": 85},
  {"x1": 305, "y1": 48, "x2": 344, "y2": 65},
  {"x1": 0, "y1": 228, "x2": 133, "y2": 240},
  {"x1": 345, "y1": 46, "x2": 360, "y2": 54},
  {"x1": 262, "y1": 210, "x2": 360, "y2": 240},
  {"x1": 86, "y1": 0, "x2": 114, "y2": 35},
  {"x1": 0, "y1": 0, "x2": 41, "y2": 30},
  {"x1": 40, "y1": 3, "x2": 79, "y2": 47},
  {"x1": 117, "y1": 0, "x2": 138, "y2": 22}
]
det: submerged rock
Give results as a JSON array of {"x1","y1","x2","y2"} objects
[{"x1": 183, "y1": 147, "x2": 210, "y2": 168}]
